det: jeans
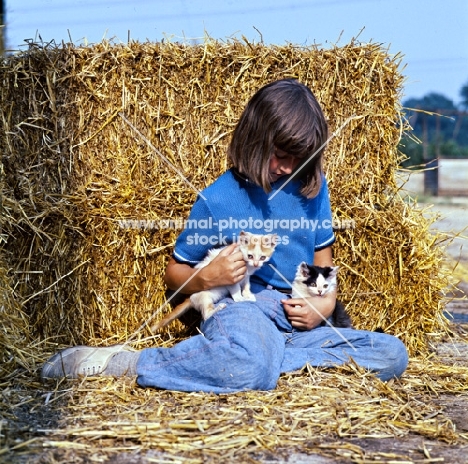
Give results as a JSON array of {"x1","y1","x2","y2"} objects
[{"x1": 136, "y1": 285, "x2": 408, "y2": 393}]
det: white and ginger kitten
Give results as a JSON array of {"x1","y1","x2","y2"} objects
[
  {"x1": 190, "y1": 231, "x2": 278, "y2": 320},
  {"x1": 151, "y1": 231, "x2": 277, "y2": 331}
]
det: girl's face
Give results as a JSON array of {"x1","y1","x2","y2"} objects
[{"x1": 269, "y1": 148, "x2": 304, "y2": 182}]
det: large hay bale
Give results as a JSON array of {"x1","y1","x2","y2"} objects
[
  {"x1": 0, "y1": 255, "x2": 33, "y2": 379},
  {"x1": 0, "y1": 39, "x2": 449, "y2": 354}
]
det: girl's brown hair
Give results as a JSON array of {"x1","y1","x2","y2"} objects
[{"x1": 228, "y1": 79, "x2": 328, "y2": 198}]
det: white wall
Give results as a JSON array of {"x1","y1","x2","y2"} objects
[
  {"x1": 439, "y1": 160, "x2": 468, "y2": 195},
  {"x1": 397, "y1": 159, "x2": 468, "y2": 196},
  {"x1": 397, "y1": 170, "x2": 424, "y2": 195}
]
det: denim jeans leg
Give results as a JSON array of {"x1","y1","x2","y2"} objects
[
  {"x1": 136, "y1": 301, "x2": 285, "y2": 393},
  {"x1": 281, "y1": 327, "x2": 408, "y2": 381}
]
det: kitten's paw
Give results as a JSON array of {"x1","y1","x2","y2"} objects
[
  {"x1": 200, "y1": 303, "x2": 215, "y2": 320},
  {"x1": 203, "y1": 303, "x2": 226, "y2": 320},
  {"x1": 242, "y1": 293, "x2": 256, "y2": 302}
]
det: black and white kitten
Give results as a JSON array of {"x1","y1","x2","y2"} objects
[{"x1": 292, "y1": 262, "x2": 353, "y2": 329}]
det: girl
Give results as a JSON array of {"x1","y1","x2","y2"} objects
[{"x1": 42, "y1": 79, "x2": 408, "y2": 392}]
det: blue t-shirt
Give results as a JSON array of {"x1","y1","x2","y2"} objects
[{"x1": 173, "y1": 168, "x2": 335, "y2": 289}]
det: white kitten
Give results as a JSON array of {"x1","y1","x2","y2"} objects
[{"x1": 190, "y1": 231, "x2": 277, "y2": 320}]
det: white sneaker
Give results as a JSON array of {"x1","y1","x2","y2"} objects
[{"x1": 41, "y1": 344, "x2": 130, "y2": 379}]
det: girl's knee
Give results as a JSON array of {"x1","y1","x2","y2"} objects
[
  {"x1": 202, "y1": 307, "x2": 285, "y2": 390},
  {"x1": 391, "y1": 337, "x2": 409, "y2": 377},
  {"x1": 222, "y1": 338, "x2": 283, "y2": 390},
  {"x1": 235, "y1": 361, "x2": 277, "y2": 390},
  {"x1": 375, "y1": 335, "x2": 408, "y2": 381},
  {"x1": 224, "y1": 343, "x2": 283, "y2": 390}
]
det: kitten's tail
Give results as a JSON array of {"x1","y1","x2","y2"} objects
[{"x1": 150, "y1": 297, "x2": 192, "y2": 332}]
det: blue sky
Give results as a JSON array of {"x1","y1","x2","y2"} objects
[{"x1": 5, "y1": 0, "x2": 468, "y2": 105}]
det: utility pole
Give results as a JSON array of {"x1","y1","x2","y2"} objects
[{"x1": 0, "y1": 0, "x2": 4, "y2": 55}]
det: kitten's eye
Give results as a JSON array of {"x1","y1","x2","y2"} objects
[
  {"x1": 248, "y1": 254, "x2": 254, "y2": 259},
  {"x1": 260, "y1": 256, "x2": 266, "y2": 261},
  {"x1": 323, "y1": 284, "x2": 329, "y2": 289},
  {"x1": 311, "y1": 283, "x2": 317, "y2": 287}
]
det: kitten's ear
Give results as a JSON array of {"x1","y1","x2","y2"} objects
[
  {"x1": 238, "y1": 230, "x2": 249, "y2": 245},
  {"x1": 298, "y1": 261, "x2": 309, "y2": 277},
  {"x1": 263, "y1": 233, "x2": 278, "y2": 248},
  {"x1": 330, "y1": 266, "x2": 339, "y2": 277},
  {"x1": 271, "y1": 234, "x2": 278, "y2": 247}
]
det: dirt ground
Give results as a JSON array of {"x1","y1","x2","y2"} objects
[{"x1": 2, "y1": 198, "x2": 468, "y2": 464}]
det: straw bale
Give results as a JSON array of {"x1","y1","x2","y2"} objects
[
  {"x1": 0, "y1": 38, "x2": 451, "y2": 355},
  {"x1": 1, "y1": 160, "x2": 35, "y2": 379},
  {"x1": 0, "y1": 251, "x2": 33, "y2": 379}
]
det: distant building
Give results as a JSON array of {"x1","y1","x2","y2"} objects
[{"x1": 398, "y1": 159, "x2": 468, "y2": 197}]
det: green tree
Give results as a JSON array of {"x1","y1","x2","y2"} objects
[
  {"x1": 461, "y1": 81, "x2": 468, "y2": 110},
  {"x1": 400, "y1": 88, "x2": 468, "y2": 167}
]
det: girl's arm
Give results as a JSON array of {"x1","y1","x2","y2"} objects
[
  {"x1": 164, "y1": 243, "x2": 247, "y2": 294},
  {"x1": 282, "y1": 246, "x2": 337, "y2": 330}
]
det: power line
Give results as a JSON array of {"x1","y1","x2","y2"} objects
[
  {"x1": 12, "y1": 0, "x2": 376, "y2": 29},
  {"x1": 410, "y1": 57, "x2": 468, "y2": 66},
  {"x1": 9, "y1": 0, "x2": 138, "y2": 15},
  {"x1": 10, "y1": 0, "x2": 374, "y2": 16}
]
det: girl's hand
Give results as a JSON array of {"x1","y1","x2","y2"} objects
[
  {"x1": 283, "y1": 245, "x2": 337, "y2": 330},
  {"x1": 164, "y1": 243, "x2": 246, "y2": 294},
  {"x1": 200, "y1": 243, "x2": 247, "y2": 288},
  {"x1": 282, "y1": 294, "x2": 335, "y2": 331}
]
